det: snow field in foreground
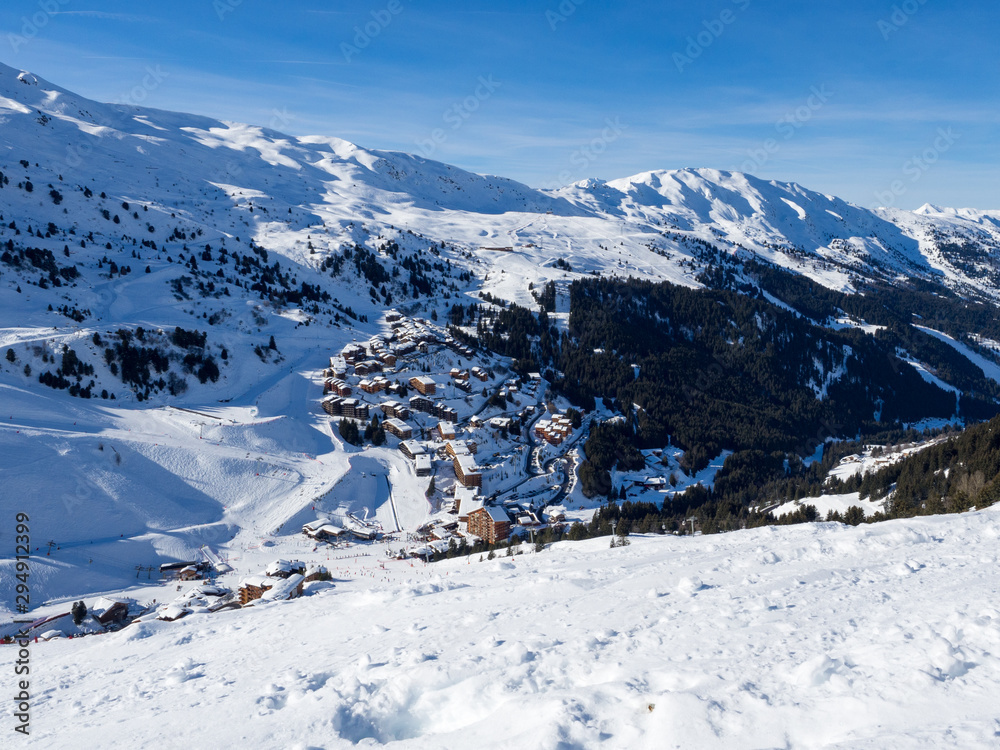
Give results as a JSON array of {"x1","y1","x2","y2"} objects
[{"x1": 4, "y1": 506, "x2": 1000, "y2": 749}]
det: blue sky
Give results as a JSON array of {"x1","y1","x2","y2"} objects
[{"x1": 2, "y1": 0, "x2": 998, "y2": 208}]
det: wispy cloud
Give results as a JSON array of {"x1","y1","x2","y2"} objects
[{"x1": 50, "y1": 11, "x2": 158, "y2": 22}]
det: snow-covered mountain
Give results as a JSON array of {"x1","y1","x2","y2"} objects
[
  {"x1": 5, "y1": 61, "x2": 1000, "y2": 749},
  {"x1": 4, "y1": 59, "x2": 1000, "y2": 318}
]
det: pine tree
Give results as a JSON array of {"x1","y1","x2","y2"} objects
[{"x1": 71, "y1": 600, "x2": 87, "y2": 625}]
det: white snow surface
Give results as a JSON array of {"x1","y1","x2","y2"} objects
[{"x1": 4, "y1": 510, "x2": 1000, "y2": 748}]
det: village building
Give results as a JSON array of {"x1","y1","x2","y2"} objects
[
  {"x1": 434, "y1": 403, "x2": 459, "y2": 422},
  {"x1": 384, "y1": 417, "x2": 413, "y2": 440},
  {"x1": 303, "y1": 564, "x2": 330, "y2": 583},
  {"x1": 341, "y1": 344, "x2": 366, "y2": 364},
  {"x1": 157, "y1": 605, "x2": 191, "y2": 622},
  {"x1": 410, "y1": 376, "x2": 437, "y2": 396},
  {"x1": 327, "y1": 356, "x2": 348, "y2": 378},
  {"x1": 399, "y1": 440, "x2": 426, "y2": 460},
  {"x1": 339, "y1": 398, "x2": 369, "y2": 420},
  {"x1": 454, "y1": 486, "x2": 484, "y2": 521},
  {"x1": 454, "y1": 453, "x2": 482, "y2": 488},
  {"x1": 159, "y1": 560, "x2": 205, "y2": 580},
  {"x1": 265, "y1": 559, "x2": 306, "y2": 579},
  {"x1": 238, "y1": 575, "x2": 271, "y2": 605},
  {"x1": 90, "y1": 597, "x2": 130, "y2": 628},
  {"x1": 302, "y1": 519, "x2": 345, "y2": 542},
  {"x1": 380, "y1": 400, "x2": 412, "y2": 421},
  {"x1": 240, "y1": 573, "x2": 305, "y2": 606},
  {"x1": 409, "y1": 394, "x2": 433, "y2": 414},
  {"x1": 415, "y1": 454, "x2": 433, "y2": 477},
  {"x1": 438, "y1": 422, "x2": 457, "y2": 441},
  {"x1": 354, "y1": 359, "x2": 383, "y2": 376},
  {"x1": 446, "y1": 439, "x2": 477, "y2": 457},
  {"x1": 467, "y1": 506, "x2": 511, "y2": 544},
  {"x1": 324, "y1": 379, "x2": 352, "y2": 397}
]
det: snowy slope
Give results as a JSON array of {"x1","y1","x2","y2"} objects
[
  {"x1": 3, "y1": 61, "x2": 1000, "y2": 624},
  {"x1": 4, "y1": 59, "x2": 1000, "y2": 316},
  {"x1": 4, "y1": 508, "x2": 1000, "y2": 749}
]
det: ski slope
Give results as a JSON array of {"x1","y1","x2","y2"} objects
[{"x1": 4, "y1": 506, "x2": 1000, "y2": 749}]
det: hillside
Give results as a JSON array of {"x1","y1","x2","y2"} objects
[{"x1": 3, "y1": 59, "x2": 1000, "y2": 613}]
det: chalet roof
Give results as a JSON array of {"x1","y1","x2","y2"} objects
[
  {"x1": 401, "y1": 440, "x2": 426, "y2": 455},
  {"x1": 261, "y1": 573, "x2": 304, "y2": 602},
  {"x1": 265, "y1": 559, "x2": 294, "y2": 576},
  {"x1": 485, "y1": 506, "x2": 510, "y2": 523},
  {"x1": 455, "y1": 454, "x2": 480, "y2": 474},
  {"x1": 412, "y1": 376, "x2": 437, "y2": 386},
  {"x1": 90, "y1": 596, "x2": 129, "y2": 618},
  {"x1": 448, "y1": 440, "x2": 470, "y2": 455},
  {"x1": 458, "y1": 493, "x2": 484, "y2": 518},
  {"x1": 157, "y1": 604, "x2": 191, "y2": 622},
  {"x1": 239, "y1": 575, "x2": 271, "y2": 589}
]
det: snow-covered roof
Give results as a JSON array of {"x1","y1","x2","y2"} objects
[
  {"x1": 261, "y1": 573, "x2": 304, "y2": 602},
  {"x1": 401, "y1": 439, "x2": 425, "y2": 454},
  {"x1": 448, "y1": 439, "x2": 470, "y2": 455},
  {"x1": 484, "y1": 506, "x2": 510, "y2": 523},
  {"x1": 240, "y1": 575, "x2": 271, "y2": 589},
  {"x1": 455, "y1": 454, "x2": 480, "y2": 474},
  {"x1": 90, "y1": 596, "x2": 129, "y2": 617},
  {"x1": 265, "y1": 559, "x2": 294, "y2": 576},
  {"x1": 157, "y1": 604, "x2": 191, "y2": 621}
]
